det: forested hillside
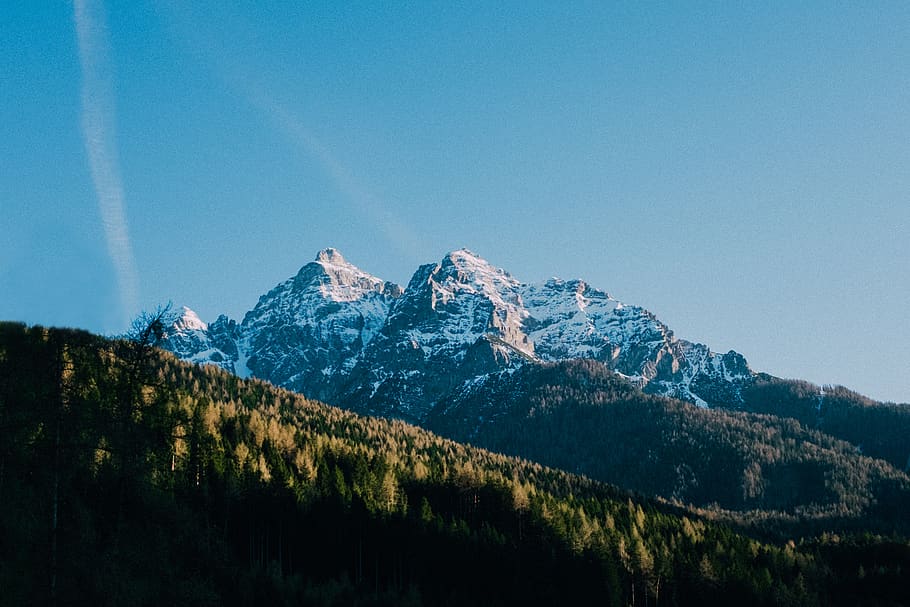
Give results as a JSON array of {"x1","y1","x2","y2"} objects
[
  {"x1": 428, "y1": 360, "x2": 910, "y2": 538},
  {"x1": 741, "y1": 375, "x2": 910, "y2": 470},
  {"x1": 1, "y1": 322, "x2": 908, "y2": 605}
]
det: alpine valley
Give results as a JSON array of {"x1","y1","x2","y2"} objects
[
  {"x1": 3, "y1": 249, "x2": 910, "y2": 605},
  {"x1": 164, "y1": 248, "x2": 910, "y2": 522}
]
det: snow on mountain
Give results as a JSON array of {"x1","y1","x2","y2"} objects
[
  {"x1": 522, "y1": 278, "x2": 630, "y2": 361},
  {"x1": 163, "y1": 248, "x2": 754, "y2": 422},
  {"x1": 238, "y1": 248, "x2": 401, "y2": 398},
  {"x1": 176, "y1": 306, "x2": 207, "y2": 332},
  {"x1": 386, "y1": 249, "x2": 532, "y2": 359},
  {"x1": 519, "y1": 278, "x2": 750, "y2": 406},
  {"x1": 339, "y1": 249, "x2": 537, "y2": 420},
  {"x1": 161, "y1": 307, "x2": 239, "y2": 372}
]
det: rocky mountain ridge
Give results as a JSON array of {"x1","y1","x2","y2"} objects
[{"x1": 163, "y1": 248, "x2": 753, "y2": 423}]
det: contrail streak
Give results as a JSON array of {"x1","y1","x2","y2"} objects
[
  {"x1": 74, "y1": 0, "x2": 139, "y2": 325},
  {"x1": 246, "y1": 88, "x2": 421, "y2": 257},
  {"x1": 155, "y1": 3, "x2": 421, "y2": 259}
]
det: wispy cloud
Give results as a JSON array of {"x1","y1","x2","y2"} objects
[
  {"x1": 245, "y1": 87, "x2": 421, "y2": 256},
  {"x1": 74, "y1": 0, "x2": 138, "y2": 325},
  {"x1": 156, "y1": 3, "x2": 421, "y2": 259}
]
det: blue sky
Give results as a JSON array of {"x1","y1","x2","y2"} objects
[{"x1": 1, "y1": 2, "x2": 908, "y2": 403}]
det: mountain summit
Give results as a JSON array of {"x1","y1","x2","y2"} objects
[{"x1": 163, "y1": 248, "x2": 752, "y2": 422}]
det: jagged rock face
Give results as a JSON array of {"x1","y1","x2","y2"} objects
[
  {"x1": 207, "y1": 315, "x2": 241, "y2": 363},
  {"x1": 160, "y1": 307, "x2": 239, "y2": 372},
  {"x1": 517, "y1": 278, "x2": 752, "y2": 405},
  {"x1": 521, "y1": 278, "x2": 671, "y2": 370},
  {"x1": 164, "y1": 248, "x2": 401, "y2": 400},
  {"x1": 163, "y1": 247, "x2": 754, "y2": 423},
  {"x1": 240, "y1": 248, "x2": 401, "y2": 399},
  {"x1": 341, "y1": 250, "x2": 534, "y2": 421}
]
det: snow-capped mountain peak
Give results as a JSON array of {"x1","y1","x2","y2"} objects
[
  {"x1": 223, "y1": 250, "x2": 404, "y2": 397},
  {"x1": 428, "y1": 249, "x2": 523, "y2": 311},
  {"x1": 165, "y1": 247, "x2": 755, "y2": 423},
  {"x1": 160, "y1": 305, "x2": 240, "y2": 374},
  {"x1": 293, "y1": 248, "x2": 398, "y2": 303},
  {"x1": 175, "y1": 306, "x2": 207, "y2": 332},
  {"x1": 314, "y1": 246, "x2": 346, "y2": 264}
]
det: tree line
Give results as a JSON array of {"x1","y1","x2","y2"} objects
[{"x1": 1, "y1": 321, "x2": 908, "y2": 605}]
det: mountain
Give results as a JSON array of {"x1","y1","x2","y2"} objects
[
  {"x1": 165, "y1": 248, "x2": 752, "y2": 424},
  {"x1": 164, "y1": 248, "x2": 402, "y2": 401},
  {"x1": 239, "y1": 247, "x2": 402, "y2": 401},
  {"x1": 163, "y1": 306, "x2": 241, "y2": 372},
  {"x1": 162, "y1": 248, "x2": 910, "y2": 519}
]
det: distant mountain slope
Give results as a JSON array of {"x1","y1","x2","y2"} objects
[
  {"x1": 427, "y1": 359, "x2": 910, "y2": 529},
  {"x1": 740, "y1": 375, "x2": 910, "y2": 470}
]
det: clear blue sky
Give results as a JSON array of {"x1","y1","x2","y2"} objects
[{"x1": 2, "y1": 2, "x2": 908, "y2": 403}]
